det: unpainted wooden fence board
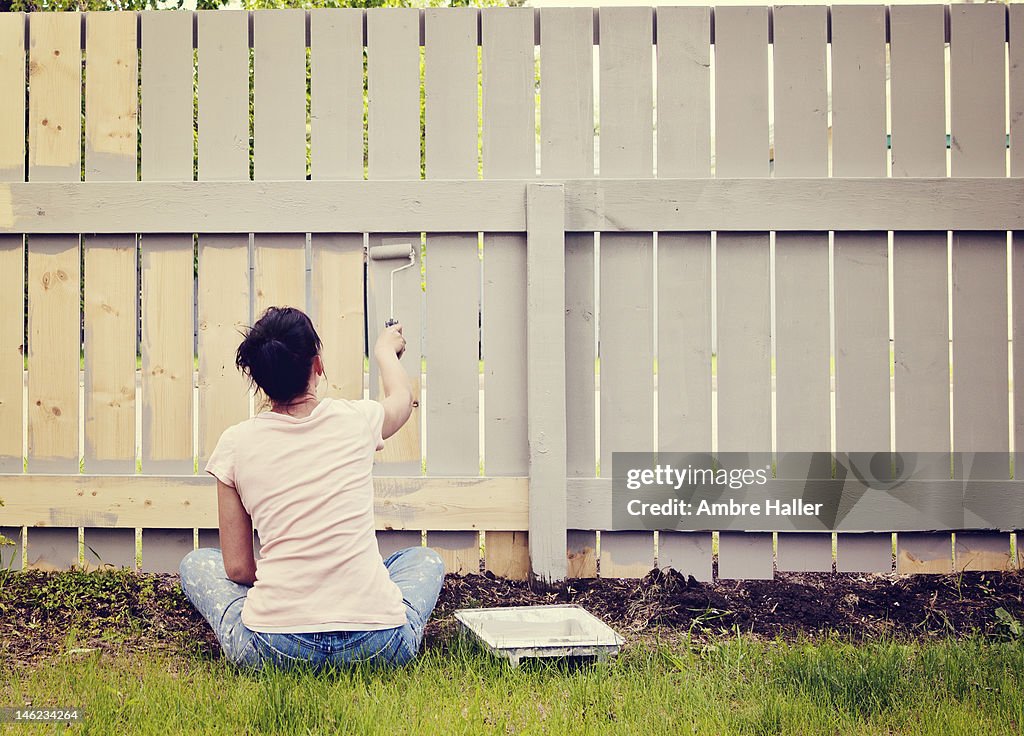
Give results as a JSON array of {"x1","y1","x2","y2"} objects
[
  {"x1": 140, "y1": 12, "x2": 194, "y2": 476},
  {"x1": 0, "y1": 527, "x2": 23, "y2": 571},
  {"x1": 713, "y1": 6, "x2": 773, "y2": 580},
  {"x1": 772, "y1": 5, "x2": 832, "y2": 572},
  {"x1": 421, "y1": 9, "x2": 480, "y2": 574},
  {"x1": 0, "y1": 14, "x2": 24, "y2": 473},
  {"x1": 27, "y1": 13, "x2": 80, "y2": 476},
  {"x1": 949, "y1": 4, "x2": 1011, "y2": 569},
  {"x1": 253, "y1": 8, "x2": 306, "y2": 335},
  {"x1": 366, "y1": 9, "x2": 422, "y2": 477},
  {"x1": 83, "y1": 11, "x2": 137, "y2": 479},
  {"x1": 654, "y1": 6, "x2": 713, "y2": 582},
  {"x1": 138, "y1": 12, "x2": 198, "y2": 568},
  {"x1": 480, "y1": 8, "x2": 533, "y2": 577},
  {"x1": 196, "y1": 10, "x2": 251, "y2": 475},
  {"x1": 540, "y1": 7, "x2": 596, "y2": 573},
  {"x1": 890, "y1": 5, "x2": 952, "y2": 573},
  {"x1": 831, "y1": 5, "x2": 892, "y2": 572},
  {"x1": 596, "y1": 7, "x2": 655, "y2": 579},
  {"x1": 310, "y1": 10, "x2": 364, "y2": 402}
]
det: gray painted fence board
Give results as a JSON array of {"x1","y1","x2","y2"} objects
[
  {"x1": 949, "y1": 4, "x2": 1011, "y2": 570},
  {"x1": 655, "y1": 6, "x2": 713, "y2": 582},
  {"x1": 481, "y1": 8, "x2": 533, "y2": 578},
  {"x1": 0, "y1": 14, "x2": 22, "y2": 473},
  {"x1": 1013, "y1": 2, "x2": 1024, "y2": 493},
  {"x1": 0, "y1": 527, "x2": 23, "y2": 571},
  {"x1": 540, "y1": 7, "x2": 596, "y2": 576},
  {"x1": 526, "y1": 183, "x2": 568, "y2": 583},
  {"x1": 310, "y1": 10, "x2": 365, "y2": 406},
  {"x1": 423, "y1": 9, "x2": 480, "y2": 574},
  {"x1": 598, "y1": 6, "x2": 655, "y2": 579},
  {"x1": 366, "y1": 9, "x2": 422, "y2": 477},
  {"x1": 831, "y1": 4, "x2": 892, "y2": 572},
  {"x1": 713, "y1": 6, "x2": 772, "y2": 580},
  {"x1": 890, "y1": 5, "x2": 952, "y2": 573},
  {"x1": 772, "y1": 5, "x2": 832, "y2": 572}
]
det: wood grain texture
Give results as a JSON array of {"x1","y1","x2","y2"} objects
[
  {"x1": 831, "y1": 5, "x2": 892, "y2": 572},
  {"x1": 540, "y1": 7, "x2": 597, "y2": 571},
  {"x1": 526, "y1": 183, "x2": 567, "y2": 582},
  {"x1": 484, "y1": 531, "x2": 529, "y2": 580},
  {"x1": 367, "y1": 10, "x2": 422, "y2": 476},
  {"x1": 481, "y1": 8, "x2": 531, "y2": 478},
  {"x1": 597, "y1": 7, "x2": 655, "y2": 580},
  {"x1": 654, "y1": 6, "x2": 713, "y2": 582},
  {"x1": 140, "y1": 12, "x2": 195, "y2": 475},
  {"x1": 955, "y1": 531, "x2": 1012, "y2": 573},
  {"x1": 0, "y1": 14, "x2": 24, "y2": 472},
  {"x1": 0, "y1": 474, "x2": 528, "y2": 531},
  {"x1": 772, "y1": 5, "x2": 831, "y2": 572},
  {"x1": 3, "y1": 178, "x2": 1022, "y2": 234},
  {"x1": 28, "y1": 12, "x2": 80, "y2": 181},
  {"x1": 83, "y1": 12, "x2": 138, "y2": 478},
  {"x1": 197, "y1": 11, "x2": 251, "y2": 466}
]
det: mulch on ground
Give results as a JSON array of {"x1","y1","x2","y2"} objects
[{"x1": 1, "y1": 568, "x2": 1022, "y2": 667}]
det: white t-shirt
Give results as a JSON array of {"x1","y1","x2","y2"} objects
[{"x1": 204, "y1": 397, "x2": 407, "y2": 633}]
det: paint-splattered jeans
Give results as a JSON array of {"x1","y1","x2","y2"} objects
[{"x1": 178, "y1": 545, "x2": 445, "y2": 672}]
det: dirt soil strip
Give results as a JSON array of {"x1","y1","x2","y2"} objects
[{"x1": 1, "y1": 569, "x2": 1022, "y2": 667}]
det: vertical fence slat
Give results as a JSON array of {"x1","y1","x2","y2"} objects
[
  {"x1": 949, "y1": 4, "x2": 1011, "y2": 571},
  {"x1": 890, "y1": 5, "x2": 952, "y2": 573},
  {"x1": 310, "y1": 9, "x2": 365, "y2": 404},
  {"x1": 140, "y1": 11, "x2": 194, "y2": 476},
  {"x1": 196, "y1": 9, "x2": 251, "y2": 467},
  {"x1": 540, "y1": 7, "x2": 597, "y2": 577},
  {"x1": 713, "y1": 6, "x2": 773, "y2": 580},
  {"x1": 654, "y1": 6, "x2": 713, "y2": 582},
  {"x1": 186, "y1": 9, "x2": 251, "y2": 573},
  {"x1": 481, "y1": 7, "x2": 533, "y2": 579},
  {"x1": 25, "y1": 12, "x2": 81, "y2": 569},
  {"x1": 0, "y1": 527, "x2": 23, "y2": 571},
  {"x1": 772, "y1": 5, "x2": 832, "y2": 573},
  {"x1": 831, "y1": 5, "x2": 893, "y2": 573},
  {"x1": 1012, "y1": 5, "x2": 1024, "y2": 550},
  {"x1": 527, "y1": 182, "x2": 567, "y2": 583},
  {"x1": 253, "y1": 9, "x2": 306, "y2": 325},
  {"x1": 0, "y1": 13, "x2": 24, "y2": 473},
  {"x1": 366, "y1": 8, "x2": 422, "y2": 476},
  {"x1": 597, "y1": 6, "x2": 655, "y2": 579},
  {"x1": 423, "y1": 8, "x2": 481, "y2": 574},
  {"x1": 138, "y1": 11, "x2": 199, "y2": 571}
]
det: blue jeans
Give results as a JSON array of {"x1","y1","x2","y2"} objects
[{"x1": 178, "y1": 545, "x2": 445, "y2": 672}]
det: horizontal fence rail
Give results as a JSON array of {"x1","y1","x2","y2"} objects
[
  {"x1": 1, "y1": 179, "x2": 1022, "y2": 234},
  {"x1": 0, "y1": 5, "x2": 1022, "y2": 582}
]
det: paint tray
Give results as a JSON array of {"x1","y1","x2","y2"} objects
[{"x1": 454, "y1": 604, "x2": 624, "y2": 667}]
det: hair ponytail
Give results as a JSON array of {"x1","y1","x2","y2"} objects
[{"x1": 235, "y1": 307, "x2": 323, "y2": 405}]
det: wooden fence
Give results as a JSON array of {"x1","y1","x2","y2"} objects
[{"x1": 0, "y1": 6, "x2": 1022, "y2": 582}]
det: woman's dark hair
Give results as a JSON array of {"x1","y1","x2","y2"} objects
[{"x1": 236, "y1": 307, "x2": 323, "y2": 404}]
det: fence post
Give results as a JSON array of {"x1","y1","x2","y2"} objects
[{"x1": 526, "y1": 182, "x2": 568, "y2": 584}]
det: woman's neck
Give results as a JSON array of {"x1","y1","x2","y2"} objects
[{"x1": 270, "y1": 393, "x2": 320, "y2": 418}]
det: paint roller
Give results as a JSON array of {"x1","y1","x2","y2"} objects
[{"x1": 368, "y1": 243, "x2": 415, "y2": 327}]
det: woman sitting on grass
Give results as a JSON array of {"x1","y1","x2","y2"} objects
[{"x1": 179, "y1": 306, "x2": 444, "y2": 671}]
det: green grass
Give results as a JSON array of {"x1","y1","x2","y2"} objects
[{"x1": 2, "y1": 636, "x2": 1022, "y2": 735}]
